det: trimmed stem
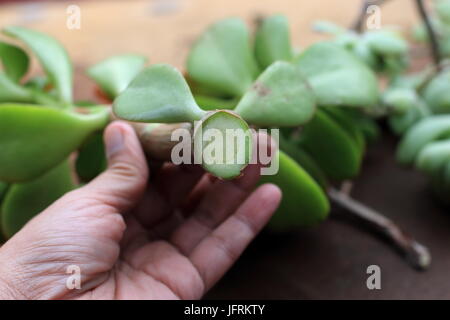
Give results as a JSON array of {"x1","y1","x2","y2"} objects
[
  {"x1": 328, "y1": 187, "x2": 431, "y2": 270},
  {"x1": 107, "y1": 107, "x2": 193, "y2": 161},
  {"x1": 130, "y1": 121, "x2": 192, "y2": 161},
  {"x1": 352, "y1": 0, "x2": 390, "y2": 32},
  {"x1": 415, "y1": 0, "x2": 442, "y2": 71}
]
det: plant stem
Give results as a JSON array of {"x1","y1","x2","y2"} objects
[
  {"x1": 352, "y1": 0, "x2": 390, "y2": 32},
  {"x1": 103, "y1": 105, "x2": 193, "y2": 160},
  {"x1": 328, "y1": 187, "x2": 431, "y2": 270},
  {"x1": 415, "y1": 0, "x2": 442, "y2": 71}
]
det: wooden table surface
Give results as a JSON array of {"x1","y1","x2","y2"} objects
[{"x1": 2, "y1": 0, "x2": 450, "y2": 299}]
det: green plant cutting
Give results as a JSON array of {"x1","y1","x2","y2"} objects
[
  {"x1": 0, "y1": 3, "x2": 442, "y2": 270},
  {"x1": 0, "y1": 21, "x2": 319, "y2": 238},
  {"x1": 179, "y1": 15, "x2": 384, "y2": 231}
]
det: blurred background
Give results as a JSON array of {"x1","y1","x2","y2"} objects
[{"x1": 2, "y1": 0, "x2": 450, "y2": 300}]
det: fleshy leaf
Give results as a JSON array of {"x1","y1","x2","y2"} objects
[
  {"x1": 113, "y1": 64, "x2": 206, "y2": 123},
  {"x1": 0, "y1": 41, "x2": 29, "y2": 82},
  {"x1": 193, "y1": 110, "x2": 252, "y2": 179},
  {"x1": 235, "y1": 61, "x2": 316, "y2": 127},
  {"x1": 397, "y1": 115, "x2": 450, "y2": 165},
  {"x1": 0, "y1": 74, "x2": 33, "y2": 103},
  {"x1": 322, "y1": 106, "x2": 365, "y2": 155},
  {"x1": 422, "y1": 70, "x2": 450, "y2": 114},
  {"x1": 260, "y1": 150, "x2": 330, "y2": 229},
  {"x1": 87, "y1": 54, "x2": 147, "y2": 99},
  {"x1": 388, "y1": 102, "x2": 431, "y2": 136},
  {"x1": 1, "y1": 160, "x2": 75, "y2": 238},
  {"x1": 294, "y1": 42, "x2": 379, "y2": 107},
  {"x1": 187, "y1": 18, "x2": 259, "y2": 97},
  {"x1": 416, "y1": 140, "x2": 450, "y2": 176},
  {"x1": 279, "y1": 134, "x2": 328, "y2": 189},
  {"x1": 254, "y1": 15, "x2": 293, "y2": 69},
  {"x1": 3, "y1": 26, "x2": 73, "y2": 103},
  {"x1": 364, "y1": 30, "x2": 409, "y2": 56},
  {"x1": 383, "y1": 87, "x2": 420, "y2": 114},
  {"x1": 0, "y1": 104, "x2": 109, "y2": 182},
  {"x1": 297, "y1": 109, "x2": 362, "y2": 180}
]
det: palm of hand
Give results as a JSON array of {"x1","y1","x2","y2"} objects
[{"x1": 80, "y1": 164, "x2": 277, "y2": 300}]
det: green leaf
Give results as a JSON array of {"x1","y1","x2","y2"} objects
[
  {"x1": 1, "y1": 160, "x2": 75, "y2": 238},
  {"x1": 0, "y1": 104, "x2": 109, "y2": 182},
  {"x1": 422, "y1": 70, "x2": 450, "y2": 113},
  {"x1": 352, "y1": 39, "x2": 378, "y2": 69},
  {"x1": 322, "y1": 106, "x2": 365, "y2": 155},
  {"x1": 260, "y1": 150, "x2": 330, "y2": 229},
  {"x1": 87, "y1": 54, "x2": 148, "y2": 99},
  {"x1": 383, "y1": 87, "x2": 420, "y2": 115},
  {"x1": 297, "y1": 109, "x2": 362, "y2": 180},
  {"x1": 0, "y1": 41, "x2": 29, "y2": 82},
  {"x1": 193, "y1": 110, "x2": 252, "y2": 179},
  {"x1": 346, "y1": 110, "x2": 381, "y2": 144},
  {"x1": 389, "y1": 102, "x2": 430, "y2": 136},
  {"x1": 76, "y1": 132, "x2": 107, "y2": 182},
  {"x1": 113, "y1": 64, "x2": 206, "y2": 123},
  {"x1": 254, "y1": 15, "x2": 293, "y2": 69},
  {"x1": 3, "y1": 26, "x2": 73, "y2": 103},
  {"x1": 279, "y1": 134, "x2": 328, "y2": 189},
  {"x1": 416, "y1": 139, "x2": 450, "y2": 176},
  {"x1": 187, "y1": 18, "x2": 259, "y2": 97},
  {"x1": 397, "y1": 115, "x2": 450, "y2": 165},
  {"x1": 364, "y1": 30, "x2": 408, "y2": 56},
  {"x1": 235, "y1": 61, "x2": 316, "y2": 127},
  {"x1": 0, "y1": 74, "x2": 34, "y2": 103},
  {"x1": 294, "y1": 42, "x2": 379, "y2": 108}
]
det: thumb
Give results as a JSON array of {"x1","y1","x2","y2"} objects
[{"x1": 78, "y1": 121, "x2": 149, "y2": 212}]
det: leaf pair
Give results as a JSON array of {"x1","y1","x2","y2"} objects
[
  {"x1": 185, "y1": 16, "x2": 315, "y2": 126},
  {"x1": 113, "y1": 65, "x2": 252, "y2": 179},
  {"x1": 114, "y1": 62, "x2": 316, "y2": 128}
]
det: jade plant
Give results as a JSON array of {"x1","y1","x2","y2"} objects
[
  {"x1": 388, "y1": 0, "x2": 450, "y2": 208},
  {"x1": 0, "y1": 23, "x2": 320, "y2": 238},
  {"x1": 178, "y1": 15, "x2": 383, "y2": 229},
  {"x1": 172, "y1": 15, "x2": 432, "y2": 268},
  {"x1": 0, "y1": 8, "x2": 437, "y2": 270},
  {"x1": 319, "y1": 0, "x2": 450, "y2": 210}
]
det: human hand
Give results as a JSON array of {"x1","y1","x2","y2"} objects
[{"x1": 0, "y1": 121, "x2": 281, "y2": 300}]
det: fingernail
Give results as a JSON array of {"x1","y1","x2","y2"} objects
[{"x1": 106, "y1": 125, "x2": 124, "y2": 158}]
